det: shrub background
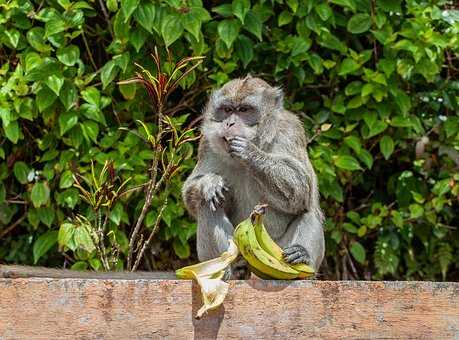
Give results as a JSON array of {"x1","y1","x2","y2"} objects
[{"x1": 0, "y1": 0, "x2": 458, "y2": 280}]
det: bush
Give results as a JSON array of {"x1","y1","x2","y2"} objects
[{"x1": 0, "y1": 0, "x2": 458, "y2": 280}]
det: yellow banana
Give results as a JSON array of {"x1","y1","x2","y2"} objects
[
  {"x1": 252, "y1": 208, "x2": 315, "y2": 279},
  {"x1": 234, "y1": 209, "x2": 300, "y2": 280}
]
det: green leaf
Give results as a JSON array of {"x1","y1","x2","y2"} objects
[
  {"x1": 335, "y1": 155, "x2": 362, "y2": 171},
  {"x1": 110, "y1": 202, "x2": 123, "y2": 226},
  {"x1": 350, "y1": 241, "x2": 366, "y2": 264},
  {"x1": 278, "y1": 10, "x2": 292, "y2": 26},
  {"x1": 59, "y1": 81, "x2": 78, "y2": 110},
  {"x1": 58, "y1": 222, "x2": 76, "y2": 249},
  {"x1": 232, "y1": 0, "x2": 250, "y2": 24},
  {"x1": 59, "y1": 170, "x2": 74, "y2": 189},
  {"x1": 218, "y1": 19, "x2": 241, "y2": 48},
  {"x1": 13, "y1": 161, "x2": 30, "y2": 184},
  {"x1": 315, "y1": 3, "x2": 332, "y2": 21},
  {"x1": 101, "y1": 60, "x2": 119, "y2": 89},
  {"x1": 45, "y1": 74, "x2": 64, "y2": 96},
  {"x1": 33, "y1": 230, "x2": 58, "y2": 264},
  {"x1": 212, "y1": 4, "x2": 233, "y2": 17},
  {"x1": 31, "y1": 182, "x2": 50, "y2": 208},
  {"x1": 338, "y1": 58, "x2": 360, "y2": 76},
  {"x1": 80, "y1": 121, "x2": 99, "y2": 143},
  {"x1": 344, "y1": 135, "x2": 362, "y2": 153},
  {"x1": 56, "y1": 45, "x2": 80, "y2": 66},
  {"x1": 81, "y1": 87, "x2": 100, "y2": 106},
  {"x1": 173, "y1": 238, "x2": 191, "y2": 259},
  {"x1": 347, "y1": 13, "x2": 371, "y2": 34},
  {"x1": 27, "y1": 27, "x2": 51, "y2": 52},
  {"x1": 45, "y1": 17, "x2": 66, "y2": 37},
  {"x1": 244, "y1": 10, "x2": 262, "y2": 41},
  {"x1": 130, "y1": 28, "x2": 148, "y2": 52},
  {"x1": 182, "y1": 12, "x2": 201, "y2": 41},
  {"x1": 74, "y1": 225, "x2": 96, "y2": 252},
  {"x1": 133, "y1": 1, "x2": 156, "y2": 33},
  {"x1": 161, "y1": 14, "x2": 184, "y2": 47},
  {"x1": 121, "y1": 0, "x2": 140, "y2": 21},
  {"x1": 235, "y1": 35, "x2": 254, "y2": 68},
  {"x1": 36, "y1": 87, "x2": 57, "y2": 112},
  {"x1": 59, "y1": 111, "x2": 78, "y2": 135},
  {"x1": 4, "y1": 121, "x2": 20, "y2": 144},
  {"x1": 5, "y1": 29, "x2": 20, "y2": 48},
  {"x1": 379, "y1": 135, "x2": 394, "y2": 160},
  {"x1": 38, "y1": 206, "x2": 55, "y2": 227},
  {"x1": 286, "y1": 0, "x2": 298, "y2": 13}
]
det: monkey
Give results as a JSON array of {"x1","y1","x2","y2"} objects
[
  {"x1": 0, "y1": 264, "x2": 176, "y2": 279},
  {"x1": 182, "y1": 75, "x2": 325, "y2": 279}
]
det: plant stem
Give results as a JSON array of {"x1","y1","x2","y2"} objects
[
  {"x1": 132, "y1": 198, "x2": 168, "y2": 271},
  {"x1": 127, "y1": 112, "x2": 163, "y2": 270}
]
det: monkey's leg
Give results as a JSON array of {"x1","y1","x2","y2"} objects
[
  {"x1": 196, "y1": 206, "x2": 250, "y2": 279},
  {"x1": 196, "y1": 206, "x2": 234, "y2": 261},
  {"x1": 277, "y1": 211, "x2": 325, "y2": 271}
]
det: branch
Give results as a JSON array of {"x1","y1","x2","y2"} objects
[{"x1": 131, "y1": 198, "x2": 168, "y2": 271}]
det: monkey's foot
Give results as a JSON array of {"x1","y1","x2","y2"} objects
[{"x1": 282, "y1": 245, "x2": 311, "y2": 265}]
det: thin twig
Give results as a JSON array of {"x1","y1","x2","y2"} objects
[
  {"x1": 97, "y1": 0, "x2": 113, "y2": 37},
  {"x1": 132, "y1": 198, "x2": 168, "y2": 271},
  {"x1": 0, "y1": 212, "x2": 26, "y2": 238},
  {"x1": 81, "y1": 31, "x2": 98, "y2": 71}
]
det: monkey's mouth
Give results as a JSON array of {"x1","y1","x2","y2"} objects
[{"x1": 222, "y1": 136, "x2": 230, "y2": 152}]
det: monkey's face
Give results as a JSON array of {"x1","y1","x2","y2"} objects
[
  {"x1": 203, "y1": 76, "x2": 283, "y2": 156},
  {"x1": 206, "y1": 102, "x2": 260, "y2": 154}
]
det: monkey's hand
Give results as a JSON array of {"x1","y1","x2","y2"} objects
[
  {"x1": 228, "y1": 136, "x2": 258, "y2": 162},
  {"x1": 282, "y1": 245, "x2": 311, "y2": 265},
  {"x1": 200, "y1": 174, "x2": 229, "y2": 211}
]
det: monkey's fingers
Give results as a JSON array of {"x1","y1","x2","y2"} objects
[
  {"x1": 209, "y1": 200, "x2": 216, "y2": 211},
  {"x1": 215, "y1": 187, "x2": 225, "y2": 201},
  {"x1": 283, "y1": 251, "x2": 303, "y2": 263}
]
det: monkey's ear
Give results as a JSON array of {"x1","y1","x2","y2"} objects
[{"x1": 268, "y1": 86, "x2": 284, "y2": 108}]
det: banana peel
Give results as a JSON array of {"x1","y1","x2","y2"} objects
[{"x1": 176, "y1": 239, "x2": 239, "y2": 319}]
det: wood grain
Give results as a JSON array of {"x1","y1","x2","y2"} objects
[{"x1": 0, "y1": 278, "x2": 458, "y2": 339}]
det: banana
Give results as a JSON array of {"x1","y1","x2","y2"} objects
[
  {"x1": 252, "y1": 207, "x2": 315, "y2": 279},
  {"x1": 234, "y1": 208, "x2": 300, "y2": 280}
]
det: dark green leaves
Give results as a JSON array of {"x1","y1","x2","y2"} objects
[
  {"x1": 350, "y1": 241, "x2": 366, "y2": 264},
  {"x1": 218, "y1": 19, "x2": 241, "y2": 48},
  {"x1": 232, "y1": 0, "x2": 250, "y2": 24},
  {"x1": 335, "y1": 155, "x2": 362, "y2": 171},
  {"x1": 379, "y1": 135, "x2": 394, "y2": 160},
  {"x1": 33, "y1": 231, "x2": 58, "y2": 263},
  {"x1": 235, "y1": 35, "x2": 253, "y2": 67},
  {"x1": 161, "y1": 14, "x2": 183, "y2": 47},
  {"x1": 134, "y1": 2, "x2": 156, "y2": 33},
  {"x1": 31, "y1": 182, "x2": 50, "y2": 208},
  {"x1": 13, "y1": 162, "x2": 30, "y2": 184},
  {"x1": 347, "y1": 13, "x2": 372, "y2": 34},
  {"x1": 56, "y1": 45, "x2": 80, "y2": 66}
]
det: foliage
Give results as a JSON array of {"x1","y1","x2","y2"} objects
[{"x1": 0, "y1": 0, "x2": 458, "y2": 280}]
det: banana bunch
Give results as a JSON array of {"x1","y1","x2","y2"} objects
[{"x1": 234, "y1": 204, "x2": 315, "y2": 280}]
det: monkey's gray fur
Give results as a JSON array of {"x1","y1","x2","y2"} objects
[{"x1": 182, "y1": 75, "x2": 325, "y2": 278}]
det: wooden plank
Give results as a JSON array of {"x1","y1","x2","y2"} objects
[{"x1": 0, "y1": 278, "x2": 458, "y2": 339}]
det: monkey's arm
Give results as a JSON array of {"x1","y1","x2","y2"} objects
[
  {"x1": 0, "y1": 265, "x2": 175, "y2": 279},
  {"x1": 182, "y1": 139, "x2": 227, "y2": 217},
  {"x1": 229, "y1": 137, "x2": 314, "y2": 215}
]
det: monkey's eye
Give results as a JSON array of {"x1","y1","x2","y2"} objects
[
  {"x1": 224, "y1": 107, "x2": 232, "y2": 113},
  {"x1": 238, "y1": 106, "x2": 248, "y2": 112}
]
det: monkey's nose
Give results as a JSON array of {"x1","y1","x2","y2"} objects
[{"x1": 226, "y1": 121, "x2": 235, "y2": 127}]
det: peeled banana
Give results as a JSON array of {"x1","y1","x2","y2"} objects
[
  {"x1": 234, "y1": 204, "x2": 315, "y2": 279},
  {"x1": 176, "y1": 239, "x2": 239, "y2": 318}
]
